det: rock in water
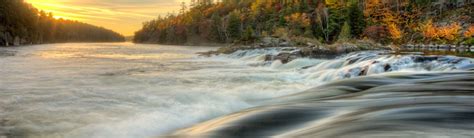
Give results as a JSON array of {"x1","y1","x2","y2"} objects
[{"x1": 171, "y1": 72, "x2": 474, "y2": 138}]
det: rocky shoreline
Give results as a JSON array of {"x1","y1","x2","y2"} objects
[
  {"x1": 402, "y1": 44, "x2": 474, "y2": 52},
  {"x1": 0, "y1": 32, "x2": 29, "y2": 46},
  {"x1": 198, "y1": 37, "x2": 390, "y2": 63},
  {"x1": 199, "y1": 37, "x2": 474, "y2": 63}
]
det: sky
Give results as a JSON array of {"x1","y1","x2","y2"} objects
[{"x1": 26, "y1": 0, "x2": 191, "y2": 36}]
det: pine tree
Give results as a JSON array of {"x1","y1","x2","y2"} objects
[
  {"x1": 338, "y1": 22, "x2": 351, "y2": 42},
  {"x1": 226, "y1": 11, "x2": 241, "y2": 41},
  {"x1": 242, "y1": 26, "x2": 254, "y2": 41},
  {"x1": 348, "y1": 3, "x2": 365, "y2": 38}
]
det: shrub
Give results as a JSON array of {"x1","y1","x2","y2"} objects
[
  {"x1": 464, "y1": 25, "x2": 474, "y2": 38},
  {"x1": 337, "y1": 22, "x2": 351, "y2": 42},
  {"x1": 438, "y1": 22, "x2": 461, "y2": 43},
  {"x1": 465, "y1": 38, "x2": 474, "y2": 45},
  {"x1": 421, "y1": 20, "x2": 462, "y2": 44},
  {"x1": 388, "y1": 23, "x2": 403, "y2": 43}
]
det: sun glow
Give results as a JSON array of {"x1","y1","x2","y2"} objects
[
  {"x1": 24, "y1": 0, "x2": 188, "y2": 36},
  {"x1": 26, "y1": 0, "x2": 80, "y2": 20}
]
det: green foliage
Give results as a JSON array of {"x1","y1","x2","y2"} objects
[
  {"x1": 314, "y1": 6, "x2": 346, "y2": 43},
  {"x1": 242, "y1": 26, "x2": 255, "y2": 41},
  {"x1": 226, "y1": 10, "x2": 241, "y2": 41},
  {"x1": 465, "y1": 38, "x2": 474, "y2": 45},
  {"x1": 348, "y1": 3, "x2": 365, "y2": 38},
  {"x1": 338, "y1": 22, "x2": 351, "y2": 42},
  {"x1": 134, "y1": 0, "x2": 473, "y2": 45}
]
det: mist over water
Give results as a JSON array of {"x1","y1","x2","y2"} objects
[{"x1": 1, "y1": 43, "x2": 473, "y2": 138}]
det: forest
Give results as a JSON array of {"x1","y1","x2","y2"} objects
[
  {"x1": 134, "y1": 0, "x2": 474, "y2": 46},
  {"x1": 0, "y1": 0, "x2": 125, "y2": 46}
]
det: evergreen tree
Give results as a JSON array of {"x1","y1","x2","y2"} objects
[
  {"x1": 348, "y1": 3, "x2": 365, "y2": 38},
  {"x1": 242, "y1": 26, "x2": 254, "y2": 41},
  {"x1": 226, "y1": 11, "x2": 241, "y2": 41},
  {"x1": 338, "y1": 21, "x2": 351, "y2": 41}
]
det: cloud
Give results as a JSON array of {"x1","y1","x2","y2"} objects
[{"x1": 26, "y1": 0, "x2": 191, "y2": 35}]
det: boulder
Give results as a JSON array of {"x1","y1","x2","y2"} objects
[
  {"x1": 262, "y1": 37, "x2": 273, "y2": 45},
  {"x1": 275, "y1": 52, "x2": 291, "y2": 63},
  {"x1": 306, "y1": 42, "x2": 315, "y2": 47},
  {"x1": 300, "y1": 47, "x2": 313, "y2": 57},
  {"x1": 261, "y1": 37, "x2": 281, "y2": 47},
  {"x1": 288, "y1": 50, "x2": 303, "y2": 61},
  {"x1": 265, "y1": 50, "x2": 303, "y2": 64},
  {"x1": 279, "y1": 41, "x2": 290, "y2": 47},
  {"x1": 384, "y1": 64, "x2": 392, "y2": 71},
  {"x1": 412, "y1": 56, "x2": 439, "y2": 62}
]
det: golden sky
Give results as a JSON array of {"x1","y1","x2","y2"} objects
[{"x1": 26, "y1": 0, "x2": 191, "y2": 36}]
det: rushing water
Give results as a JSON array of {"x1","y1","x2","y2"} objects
[{"x1": 0, "y1": 43, "x2": 473, "y2": 138}]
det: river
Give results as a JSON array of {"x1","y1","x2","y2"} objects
[{"x1": 0, "y1": 43, "x2": 473, "y2": 138}]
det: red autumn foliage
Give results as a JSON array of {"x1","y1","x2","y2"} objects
[{"x1": 363, "y1": 25, "x2": 390, "y2": 44}]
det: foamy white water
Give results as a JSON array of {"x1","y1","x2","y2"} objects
[{"x1": 0, "y1": 43, "x2": 472, "y2": 138}]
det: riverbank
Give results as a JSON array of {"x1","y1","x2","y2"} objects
[
  {"x1": 200, "y1": 37, "x2": 388, "y2": 57},
  {"x1": 198, "y1": 37, "x2": 474, "y2": 63}
]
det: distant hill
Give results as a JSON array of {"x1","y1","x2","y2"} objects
[
  {"x1": 134, "y1": 0, "x2": 473, "y2": 46},
  {"x1": 0, "y1": 0, "x2": 125, "y2": 46}
]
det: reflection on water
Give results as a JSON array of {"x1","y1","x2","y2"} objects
[{"x1": 1, "y1": 43, "x2": 473, "y2": 138}]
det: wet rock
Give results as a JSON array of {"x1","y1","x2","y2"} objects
[
  {"x1": 288, "y1": 50, "x2": 303, "y2": 62},
  {"x1": 302, "y1": 65, "x2": 315, "y2": 69},
  {"x1": 275, "y1": 53, "x2": 291, "y2": 63},
  {"x1": 300, "y1": 47, "x2": 313, "y2": 57},
  {"x1": 279, "y1": 41, "x2": 290, "y2": 47},
  {"x1": 346, "y1": 57, "x2": 362, "y2": 65},
  {"x1": 261, "y1": 37, "x2": 281, "y2": 47},
  {"x1": 413, "y1": 56, "x2": 439, "y2": 62},
  {"x1": 262, "y1": 37, "x2": 272, "y2": 45},
  {"x1": 197, "y1": 51, "x2": 219, "y2": 57},
  {"x1": 384, "y1": 64, "x2": 392, "y2": 71},
  {"x1": 335, "y1": 43, "x2": 360, "y2": 53},
  {"x1": 264, "y1": 50, "x2": 303, "y2": 64},
  {"x1": 359, "y1": 66, "x2": 369, "y2": 76}
]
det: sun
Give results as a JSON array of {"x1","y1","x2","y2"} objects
[{"x1": 52, "y1": 15, "x2": 68, "y2": 20}]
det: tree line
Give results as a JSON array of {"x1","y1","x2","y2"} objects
[
  {"x1": 134, "y1": 0, "x2": 474, "y2": 46},
  {"x1": 0, "y1": 0, "x2": 125, "y2": 46}
]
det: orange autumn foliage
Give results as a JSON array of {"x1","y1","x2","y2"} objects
[
  {"x1": 285, "y1": 13, "x2": 311, "y2": 28},
  {"x1": 464, "y1": 25, "x2": 474, "y2": 38},
  {"x1": 388, "y1": 23, "x2": 403, "y2": 40},
  {"x1": 422, "y1": 20, "x2": 438, "y2": 40},
  {"x1": 422, "y1": 20, "x2": 461, "y2": 42},
  {"x1": 438, "y1": 22, "x2": 461, "y2": 41}
]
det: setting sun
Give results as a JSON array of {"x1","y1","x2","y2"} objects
[{"x1": 25, "y1": 0, "x2": 190, "y2": 36}]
